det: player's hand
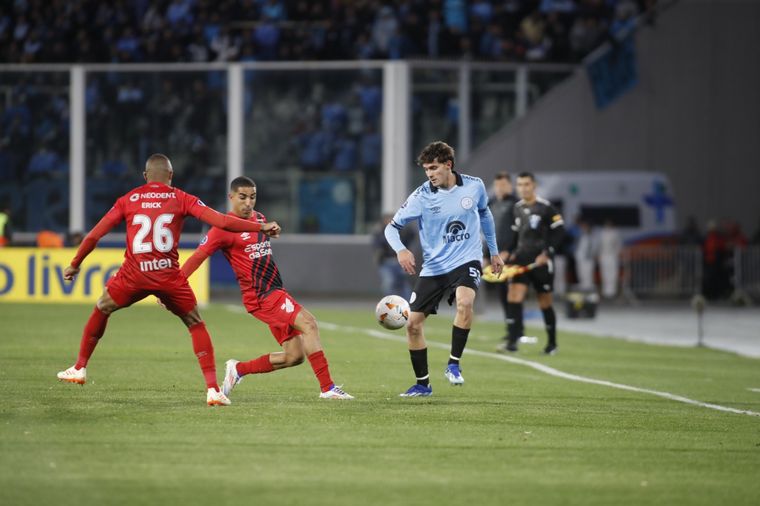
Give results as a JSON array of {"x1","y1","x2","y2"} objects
[
  {"x1": 261, "y1": 221, "x2": 281, "y2": 238},
  {"x1": 535, "y1": 251, "x2": 550, "y2": 266},
  {"x1": 63, "y1": 265, "x2": 80, "y2": 281},
  {"x1": 397, "y1": 249, "x2": 416, "y2": 275},
  {"x1": 499, "y1": 251, "x2": 510, "y2": 262},
  {"x1": 490, "y1": 255, "x2": 504, "y2": 274}
]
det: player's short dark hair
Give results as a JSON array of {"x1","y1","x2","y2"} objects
[
  {"x1": 230, "y1": 176, "x2": 256, "y2": 192},
  {"x1": 417, "y1": 141, "x2": 455, "y2": 168},
  {"x1": 517, "y1": 171, "x2": 535, "y2": 181},
  {"x1": 494, "y1": 172, "x2": 511, "y2": 182}
]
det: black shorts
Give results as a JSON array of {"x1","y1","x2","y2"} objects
[
  {"x1": 510, "y1": 259, "x2": 555, "y2": 294},
  {"x1": 409, "y1": 260, "x2": 482, "y2": 316}
]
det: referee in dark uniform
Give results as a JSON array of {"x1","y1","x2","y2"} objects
[
  {"x1": 501, "y1": 172, "x2": 565, "y2": 355},
  {"x1": 487, "y1": 172, "x2": 517, "y2": 342}
]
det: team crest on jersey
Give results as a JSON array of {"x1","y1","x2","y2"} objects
[
  {"x1": 430, "y1": 206, "x2": 441, "y2": 214},
  {"x1": 240, "y1": 232, "x2": 251, "y2": 241},
  {"x1": 460, "y1": 197, "x2": 473, "y2": 210},
  {"x1": 529, "y1": 214, "x2": 542, "y2": 229},
  {"x1": 129, "y1": 193, "x2": 139, "y2": 202}
]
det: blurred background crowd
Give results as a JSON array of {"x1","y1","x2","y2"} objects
[{"x1": 2, "y1": 0, "x2": 652, "y2": 64}]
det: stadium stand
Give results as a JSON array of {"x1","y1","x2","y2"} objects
[{"x1": 0, "y1": 0, "x2": 654, "y2": 64}]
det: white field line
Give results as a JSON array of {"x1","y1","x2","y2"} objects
[{"x1": 319, "y1": 321, "x2": 760, "y2": 418}]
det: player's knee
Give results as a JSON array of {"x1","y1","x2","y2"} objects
[
  {"x1": 298, "y1": 310, "x2": 319, "y2": 334},
  {"x1": 181, "y1": 310, "x2": 203, "y2": 328},
  {"x1": 96, "y1": 297, "x2": 118, "y2": 315},
  {"x1": 456, "y1": 298, "x2": 474, "y2": 315},
  {"x1": 407, "y1": 318, "x2": 423, "y2": 336}
]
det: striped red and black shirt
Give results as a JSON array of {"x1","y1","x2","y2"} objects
[{"x1": 198, "y1": 211, "x2": 283, "y2": 299}]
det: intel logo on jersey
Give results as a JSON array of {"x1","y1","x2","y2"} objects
[{"x1": 443, "y1": 221, "x2": 470, "y2": 243}]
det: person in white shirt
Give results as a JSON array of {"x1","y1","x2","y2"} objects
[
  {"x1": 574, "y1": 220, "x2": 597, "y2": 290},
  {"x1": 598, "y1": 219, "x2": 622, "y2": 298}
]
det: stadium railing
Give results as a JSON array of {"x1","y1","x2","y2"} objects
[
  {"x1": 622, "y1": 245, "x2": 702, "y2": 302},
  {"x1": 734, "y1": 246, "x2": 760, "y2": 302}
]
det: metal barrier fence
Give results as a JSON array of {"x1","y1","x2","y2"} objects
[
  {"x1": 622, "y1": 245, "x2": 702, "y2": 300},
  {"x1": 734, "y1": 246, "x2": 760, "y2": 301}
]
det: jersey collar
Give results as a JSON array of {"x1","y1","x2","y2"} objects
[{"x1": 429, "y1": 171, "x2": 463, "y2": 193}]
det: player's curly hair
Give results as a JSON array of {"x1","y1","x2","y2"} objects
[{"x1": 417, "y1": 141, "x2": 455, "y2": 168}]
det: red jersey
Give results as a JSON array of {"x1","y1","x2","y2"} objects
[
  {"x1": 103, "y1": 182, "x2": 208, "y2": 282},
  {"x1": 199, "y1": 211, "x2": 283, "y2": 299}
]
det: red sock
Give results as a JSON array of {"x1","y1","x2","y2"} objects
[
  {"x1": 307, "y1": 351, "x2": 334, "y2": 392},
  {"x1": 189, "y1": 322, "x2": 218, "y2": 390},
  {"x1": 75, "y1": 307, "x2": 109, "y2": 369},
  {"x1": 236, "y1": 354, "x2": 274, "y2": 376}
]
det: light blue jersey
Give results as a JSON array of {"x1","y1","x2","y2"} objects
[{"x1": 385, "y1": 172, "x2": 499, "y2": 277}]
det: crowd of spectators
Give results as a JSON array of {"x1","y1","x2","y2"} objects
[
  {"x1": 1, "y1": 0, "x2": 658, "y2": 233},
  {"x1": 680, "y1": 217, "x2": 756, "y2": 301},
  {"x1": 1, "y1": 0, "x2": 655, "y2": 65}
]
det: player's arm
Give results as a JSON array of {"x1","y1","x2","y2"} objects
[
  {"x1": 181, "y1": 249, "x2": 211, "y2": 279},
  {"x1": 536, "y1": 205, "x2": 565, "y2": 265},
  {"x1": 65, "y1": 207, "x2": 123, "y2": 281},
  {"x1": 477, "y1": 181, "x2": 503, "y2": 274},
  {"x1": 498, "y1": 205, "x2": 515, "y2": 261},
  {"x1": 384, "y1": 193, "x2": 422, "y2": 275},
  {"x1": 181, "y1": 229, "x2": 226, "y2": 279},
  {"x1": 195, "y1": 207, "x2": 281, "y2": 237},
  {"x1": 505, "y1": 212, "x2": 520, "y2": 263}
]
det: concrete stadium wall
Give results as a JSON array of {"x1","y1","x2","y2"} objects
[{"x1": 464, "y1": 0, "x2": 760, "y2": 234}]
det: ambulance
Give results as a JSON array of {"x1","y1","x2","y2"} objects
[{"x1": 534, "y1": 171, "x2": 677, "y2": 244}]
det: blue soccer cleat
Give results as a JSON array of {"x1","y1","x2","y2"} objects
[
  {"x1": 399, "y1": 384, "x2": 433, "y2": 397},
  {"x1": 444, "y1": 363, "x2": 464, "y2": 385}
]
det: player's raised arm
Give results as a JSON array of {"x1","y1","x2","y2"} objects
[
  {"x1": 194, "y1": 206, "x2": 281, "y2": 237},
  {"x1": 65, "y1": 208, "x2": 124, "y2": 281}
]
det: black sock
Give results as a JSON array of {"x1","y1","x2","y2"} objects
[
  {"x1": 409, "y1": 348, "x2": 429, "y2": 386},
  {"x1": 448, "y1": 326, "x2": 470, "y2": 365},
  {"x1": 507, "y1": 302, "x2": 523, "y2": 343},
  {"x1": 542, "y1": 306, "x2": 556, "y2": 346}
]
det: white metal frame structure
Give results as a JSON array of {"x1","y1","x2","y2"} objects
[{"x1": 0, "y1": 60, "x2": 576, "y2": 237}]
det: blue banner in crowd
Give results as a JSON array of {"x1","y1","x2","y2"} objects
[{"x1": 586, "y1": 34, "x2": 638, "y2": 109}]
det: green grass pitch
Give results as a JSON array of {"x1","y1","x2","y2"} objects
[{"x1": 1, "y1": 302, "x2": 759, "y2": 506}]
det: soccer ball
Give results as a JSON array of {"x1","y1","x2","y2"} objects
[{"x1": 375, "y1": 295, "x2": 410, "y2": 330}]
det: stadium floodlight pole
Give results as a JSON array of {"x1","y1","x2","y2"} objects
[
  {"x1": 69, "y1": 65, "x2": 86, "y2": 233},
  {"x1": 381, "y1": 61, "x2": 411, "y2": 215},
  {"x1": 227, "y1": 63, "x2": 244, "y2": 189},
  {"x1": 458, "y1": 62, "x2": 471, "y2": 164}
]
